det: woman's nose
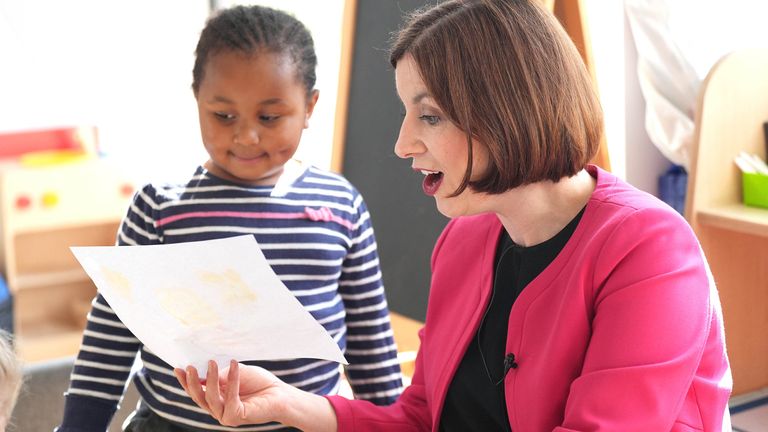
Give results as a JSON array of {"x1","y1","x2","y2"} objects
[{"x1": 394, "y1": 121, "x2": 422, "y2": 159}]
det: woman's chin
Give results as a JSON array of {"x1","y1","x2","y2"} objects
[
  {"x1": 435, "y1": 199, "x2": 466, "y2": 219},
  {"x1": 435, "y1": 192, "x2": 489, "y2": 219}
]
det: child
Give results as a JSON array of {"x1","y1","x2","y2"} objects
[
  {"x1": 57, "y1": 5, "x2": 403, "y2": 431},
  {"x1": 0, "y1": 330, "x2": 21, "y2": 432}
]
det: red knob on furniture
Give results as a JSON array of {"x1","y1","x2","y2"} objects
[
  {"x1": 15, "y1": 195, "x2": 31, "y2": 210},
  {"x1": 120, "y1": 183, "x2": 134, "y2": 197}
]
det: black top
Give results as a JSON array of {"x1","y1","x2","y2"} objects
[{"x1": 439, "y1": 208, "x2": 585, "y2": 431}]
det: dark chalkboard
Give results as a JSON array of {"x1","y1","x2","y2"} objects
[{"x1": 341, "y1": 0, "x2": 447, "y2": 322}]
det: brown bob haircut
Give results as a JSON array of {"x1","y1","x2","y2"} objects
[{"x1": 390, "y1": 0, "x2": 603, "y2": 195}]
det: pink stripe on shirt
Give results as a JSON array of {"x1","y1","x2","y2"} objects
[{"x1": 156, "y1": 207, "x2": 354, "y2": 230}]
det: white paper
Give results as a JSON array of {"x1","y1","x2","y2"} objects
[{"x1": 71, "y1": 235, "x2": 347, "y2": 374}]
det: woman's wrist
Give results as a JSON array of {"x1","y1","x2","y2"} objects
[{"x1": 278, "y1": 384, "x2": 338, "y2": 432}]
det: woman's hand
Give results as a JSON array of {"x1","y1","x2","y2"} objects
[
  {"x1": 174, "y1": 360, "x2": 338, "y2": 431},
  {"x1": 174, "y1": 360, "x2": 284, "y2": 426}
]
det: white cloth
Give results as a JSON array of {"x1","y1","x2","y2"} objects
[{"x1": 625, "y1": 0, "x2": 700, "y2": 169}]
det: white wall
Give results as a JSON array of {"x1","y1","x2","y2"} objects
[
  {"x1": 584, "y1": 0, "x2": 669, "y2": 195},
  {"x1": 0, "y1": 0, "x2": 345, "y2": 185},
  {"x1": 0, "y1": 1, "x2": 210, "y2": 184},
  {"x1": 583, "y1": 0, "x2": 627, "y2": 181}
]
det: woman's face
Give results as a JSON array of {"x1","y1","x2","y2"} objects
[
  {"x1": 394, "y1": 55, "x2": 490, "y2": 218},
  {"x1": 196, "y1": 50, "x2": 318, "y2": 186}
]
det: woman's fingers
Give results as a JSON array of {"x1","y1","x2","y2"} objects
[
  {"x1": 175, "y1": 361, "x2": 250, "y2": 426},
  {"x1": 184, "y1": 366, "x2": 212, "y2": 412},
  {"x1": 205, "y1": 360, "x2": 225, "y2": 420},
  {"x1": 173, "y1": 368, "x2": 189, "y2": 393},
  {"x1": 223, "y1": 360, "x2": 244, "y2": 421},
  {"x1": 226, "y1": 360, "x2": 241, "y2": 402}
]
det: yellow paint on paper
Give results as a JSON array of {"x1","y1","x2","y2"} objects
[
  {"x1": 199, "y1": 269, "x2": 257, "y2": 304},
  {"x1": 157, "y1": 288, "x2": 220, "y2": 327},
  {"x1": 101, "y1": 266, "x2": 133, "y2": 301}
]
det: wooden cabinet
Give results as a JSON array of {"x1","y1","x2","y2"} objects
[
  {"x1": 389, "y1": 311, "x2": 423, "y2": 381},
  {"x1": 685, "y1": 48, "x2": 768, "y2": 396},
  {"x1": 0, "y1": 159, "x2": 134, "y2": 362}
]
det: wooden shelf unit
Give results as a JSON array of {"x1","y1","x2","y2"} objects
[
  {"x1": 389, "y1": 311, "x2": 423, "y2": 379},
  {"x1": 685, "y1": 48, "x2": 768, "y2": 396},
  {"x1": 0, "y1": 159, "x2": 134, "y2": 362},
  {"x1": 697, "y1": 205, "x2": 768, "y2": 238}
]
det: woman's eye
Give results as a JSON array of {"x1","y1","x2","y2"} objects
[
  {"x1": 419, "y1": 115, "x2": 440, "y2": 126},
  {"x1": 214, "y1": 112, "x2": 235, "y2": 121}
]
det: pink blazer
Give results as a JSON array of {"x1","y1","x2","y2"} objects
[{"x1": 328, "y1": 166, "x2": 732, "y2": 431}]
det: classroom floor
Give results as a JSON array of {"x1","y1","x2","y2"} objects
[{"x1": 731, "y1": 388, "x2": 768, "y2": 432}]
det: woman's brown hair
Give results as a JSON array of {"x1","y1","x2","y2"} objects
[{"x1": 390, "y1": 0, "x2": 603, "y2": 195}]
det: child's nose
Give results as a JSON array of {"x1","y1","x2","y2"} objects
[{"x1": 235, "y1": 122, "x2": 260, "y2": 146}]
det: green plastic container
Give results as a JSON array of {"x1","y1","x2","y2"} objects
[{"x1": 742, "y1": 172, "x2": 768, "y2": 209}]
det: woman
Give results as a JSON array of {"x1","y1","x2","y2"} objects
[{"x1": 175, "y1": 1, "x2": 732, "y2": 430}]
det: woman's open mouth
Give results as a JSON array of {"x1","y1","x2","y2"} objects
[{"x1": 421, "y1": 170, "x2": 444, "y2": 196}]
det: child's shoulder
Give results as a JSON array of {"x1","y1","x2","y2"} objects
[
  {"x1": 299, "y1": 165, "x2": 360, "y2": 194},
  {"x1": 133, "y1": 166, "x2": 210, "y2": 203}
]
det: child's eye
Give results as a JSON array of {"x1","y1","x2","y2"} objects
[
  {"x1": 260, "y1": 115, "x2": 280, "y2": 122},
  {"x1": 419, "y1": 115, "x2": 440, "y2": 126},
  {"x1": 214, "y1": 112, "x2": 236, "y2": 121}
]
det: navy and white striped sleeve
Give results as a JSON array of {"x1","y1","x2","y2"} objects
[
  {"x1": 338, "y1": 192, "x2": 403, "y2": 405},
  {"x1": 58, "y1": 187, "x2": 158, "y2": 431}
]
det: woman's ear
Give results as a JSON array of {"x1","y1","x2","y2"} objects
[{"x1": 304, "y1": 89, "x2": 320, "y2": 128}]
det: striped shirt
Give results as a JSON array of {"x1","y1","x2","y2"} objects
[{"x1": 59, "y1": 165, "x2": 403, "y2": 431}]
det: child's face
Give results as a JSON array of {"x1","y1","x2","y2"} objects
[{"x1": 196, "y1": 50, "x2": 318, "y2": 185}]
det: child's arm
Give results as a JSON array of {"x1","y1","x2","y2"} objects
[
  {"x1": 58, "y1": 294, "x2": 142, "y2": 431},
  {"x1": 58, "y1": 186, "x2": 160, "y2": 431},
  {"x1": 338, "y1": 195, "x2": 403, "y2": 404}
]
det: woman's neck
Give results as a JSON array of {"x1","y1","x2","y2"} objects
[{"x1": 491, "y1": 169, "x2": 595, "y2": 247}]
